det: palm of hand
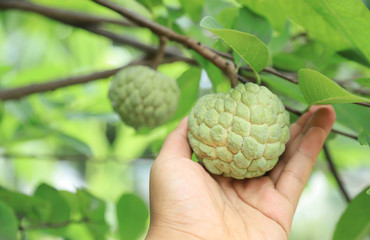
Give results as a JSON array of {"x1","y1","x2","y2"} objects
[{"x1": 147, "y1": 106, "x2": 335, "y2": 240}]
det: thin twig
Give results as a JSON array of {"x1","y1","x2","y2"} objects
[
  {"x1": 152, "y1": 36, "x2": 167, "y2": 69},
  {"x1": 331, "y1": 129, "x2": 358, "y2": 140},
  {"x1": 284, "y1": 105, "x2": 302, "y2": 116},
  {"x1": 92, "y1": 0, "x2": 238, "y2": 87},
  {"x1": 285, "y1": 106, "x2": 359, "y2": 140},
  {"x1": 323, "y1": 144, "x2": 351, "y2": 203}
]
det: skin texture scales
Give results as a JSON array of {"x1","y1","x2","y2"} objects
[
  {"x1": 188, "y1": 83, "x2": 290, "y2": 179},
  {"x1": 109, "y1": 65, "x2": 180, "y2": 129}
]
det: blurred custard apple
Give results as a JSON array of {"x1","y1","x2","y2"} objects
[
  {"x1": 188, "y1": 83, "x2": 290, "y2": 179},
  {"x1": 109, "y1": 66, "x2": 180, "y2": 129}
]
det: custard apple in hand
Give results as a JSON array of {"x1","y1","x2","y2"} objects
[
  {"x1": 188, "y1": 83, "x2": 290, "y2": 179},
  {"x1": 109, "y1": 66, "x2": 180, "y2": 129}
]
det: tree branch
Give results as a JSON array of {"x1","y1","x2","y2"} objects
[
  {"x1": 92, "y1": 0, "x2": 238, "y2": 87},
  {"x1": 152, "y1": 36, "x2": 167, "y2": 69},
  {"x1": 0, "y1": 57, "x2": 191, "y2": 101},
  {"x1": 323, "y1": 144, "x2": 351, "y2": 203},
  {"x1": 0, "y1": 0, "x2": 133, "y2": 27}
]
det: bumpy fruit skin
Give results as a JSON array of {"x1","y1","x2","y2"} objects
[
  {"x1": 188, "y1": 83, "x2": 290, "y2": 179},
  {"x1": 109, "y1": 66, "x2": 180, "y2": 129}
]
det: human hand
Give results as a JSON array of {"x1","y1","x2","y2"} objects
[{"x1": 146, "y1": 105, "x2": 336, "y2": 240}]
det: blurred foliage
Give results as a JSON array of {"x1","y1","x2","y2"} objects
[{"x1": 0, "y1": 0, "x2": 369, "y2": 239}]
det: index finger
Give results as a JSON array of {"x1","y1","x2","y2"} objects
[
  {"x1": 276, "y1": 106, "x2": 336, "y2": 209},
  {"x1": 157, "y1": 117, "x2": 192, "y2": 161}
]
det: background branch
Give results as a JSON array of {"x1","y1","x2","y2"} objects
[
  {"x1": 0, "y1": 1, "x2": 365, "y2": 140},
  {"x1": 1, "y1": 0, "x2": 368, "y2": 100},
  {"x1": 0, "y1": 0, "x2": 133, "y2": 27},
  {"x1": 0, "y1": 57, "x2": 191, "y2": 101},
  {"x1": 323, "y1": 144, "x2": 351, "y2": 203},
  {"x1": 92, "y1": 0, "x2": 238, "y2": 87},
  {"x1": 152, "y1": 36, "x2": 167, "y2": 69}
]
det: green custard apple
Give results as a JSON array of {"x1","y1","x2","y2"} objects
[
  {"x1": 188, "y1": 83, "x2": 290, "y2": 179},
  {"x1": 109, "y1": 65, "x2": 180, "y2": 129}
]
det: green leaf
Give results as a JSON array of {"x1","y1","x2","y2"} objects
[
  {"x1": 303, "y1": 0, "x2": 370, "y2": 63},
  {"x1": 333, "y1": 186, "x2": 370, "y2": 240},
  {"x1": 0, "y1": 187, "x2": 49, "y2": 223},
  {"x1": 337, "y1": 49, "x2": 370, "y2": 68},
  {"x1": 216, "y1": 7, "x2": 239, "y2": 29},
  {"x1": 34, "y1": 184, "x2": 71, "y2": 223},
  {"x1": 261, "y1": 73, "x2": 307, "y2": 104},
  {"x1": 277, "y1": 0, "x2": 349, "y2": 51},
  {"x1": 273, "y1": 53, "x2": 307, "y2": 72},
  {"x1": 237, "y1": 0, "x2": 286, "y2": 32},
  {"x1": 172, "y1": 67, "x2": 201, "y2": 120},
  {"x1": 298, "y1": 69, "x2": 370, "y2": 105},
  {"x1": 358, "y1": 130, "x2": 370, "y2": 146},
  {"x1": 355, "y1": 78, "x2": 370, "y2": 87},
  {"x1": 76, "y1": 189, "x2": 109, "y2": 239},
  {"x1": 136, "y1": 0, "x2": 162, "y2": 11},
  {"x1": 0, "y1": 200, "x2": 18, "y2": 240},
  {"x1": 333, "y1": 104, "x2": 370, "y2": 134},
  {"x1": 200, "y1": 16, "x2": 269, "y2": 74},
  {"x1": 117, "y1": 193, "x2": 148, "y2": 240},
  {"x1": 191, "y1": 51, "x2": 230, "y2": 92},
  {"x1": 234, "y1": 7, "x2": 273, "y2": 44},
  {"x1": 179, "y1": 0, "x2": 204, "y2": 22}
]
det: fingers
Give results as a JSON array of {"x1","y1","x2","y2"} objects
[
  {"x1": 157, "y1": 117, "x2": 192, "y2": 161},
  {"x1": 269, "y1": 105, "x2": 333, "y2": 182},
  {"x1": 275, "y1": 106, "x2": 336, "y2": 209}
]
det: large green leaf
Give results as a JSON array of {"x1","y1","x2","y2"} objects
[
  {"x1": 333, "y1": 104, "x2": 370, "y2": 134},
  {"x1": 237, "y1": 0, "x2": 286, "y2": 32},
  {"x1": 298, "y1": 69, "x2": 370, "y2": 105},
  {"x1": 358, "y1": 130, "x2": 370, "y2": 146},
  {"x1": 234, "y1": 7, "x2": 273, "y2": 44},
  {"x1": 333, "y1": 186, "x2": 370, "y2": 240},
  {"x1": 0, "y1": 187, "x2": 49, "y2": 223},
  {"x1": 179, "y1": 0, "x2": 204, "y2": 22},
  {"x1": 304, "y1": 0, "x2": 370, "y2": 63},
  {"x1": 355, "y1": 78, "x2": 370, "y2": 87},
  {"x1": 34, "y1": 184, "x2": 71, "y2": 224},
  {"x1": 116, "y1": 193, "x2": 148, "y2": 240},
  {"x1": 172, "y1": 67, "x2": 201, "y2": 120},
  {"x1": 261, "y1": 74, "x2": 307, "y2": 104},
  {"x1": 76, "y1": 189, "x2": 109, "y2": 239},
  {"x1": 0, "y1": 200, "x2": 18, "y2": 240},
  {"x1": 277, "y1": 0, "x2": 349, "y2": 51},
  {"x1": 200, "y1": 16, "x2": 269, "y2": 74}
]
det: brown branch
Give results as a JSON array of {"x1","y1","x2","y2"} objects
[
  {"x1": 0, "y1": 0, "x2": 133, "y2": 27},
  {"x1": 152, "y1": 36, "x2": 167, "y2": 69},
  {"x1": 285, "y1": 106, "x2": 359, "y2": 140},
  {"x1": 0, "y1": 67, "x2": 122, "y2": 101},
  {"x1": 0, "y1": 57, "x2": 192, "y2": 101},
  {"x1": 0, "y1": 0, "x2": 187, "y2": 59},
  {"x1": 331, "y1": 129, "x2": 358, "y2": 140},
  {"x1": 92, "y1": 0, "x2": 238, "y2": 87},
  {"x1": 323, "y1": 144, "x2": 351, "y2": 203}
]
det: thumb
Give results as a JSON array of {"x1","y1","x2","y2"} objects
[{"x1": 157, "y1": 117, "x2": 192, "y2": 161}]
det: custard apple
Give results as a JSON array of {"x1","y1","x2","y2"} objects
[
  {"x1": 188, "y1": 83, "x2": 290, "y2": 179},
  {"x1": 109, "y1": 66, "x2": 180, "y2": 129}
]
